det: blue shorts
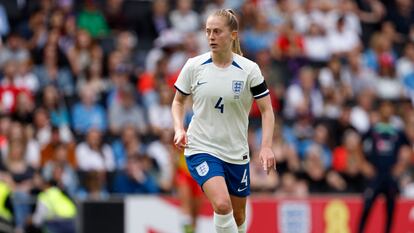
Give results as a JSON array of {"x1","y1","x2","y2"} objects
[{"x1": 185, "y1": 153, "x2": 250, "y2": 197}]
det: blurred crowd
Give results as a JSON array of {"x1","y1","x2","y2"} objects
[{"x1": 0, "y1": 0, "x2": 412, "y2": 230}]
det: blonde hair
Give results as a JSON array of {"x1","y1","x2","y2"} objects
[{"x1": 211, "y1": 9, "x2": 243, "y2": 56}]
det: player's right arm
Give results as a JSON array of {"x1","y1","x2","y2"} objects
[
  {"x1": 172, "y1": 91, "x2": 189, "y2": 150},
  {"x1": 172, "y1": 57, "x2": 194, "y2": 150}
]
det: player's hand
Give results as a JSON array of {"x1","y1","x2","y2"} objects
[
  {"x1": 259, "y1": 147, "x2": 276, "y2": 175},
  {"x1": 174, "y1": 128, "x2": 188, "y2": 150}
]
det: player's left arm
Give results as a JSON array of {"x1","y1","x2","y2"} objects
[
  {"x1": 392, "y1": 132, "x2": 412, "y2": 178},
  {"x1": 256, "y1": 95, "x2": 276, "y2": 174}
]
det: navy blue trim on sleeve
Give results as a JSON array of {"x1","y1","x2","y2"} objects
[{"x1": 174, "y1": 85, "x2": 190, "y2": 96}]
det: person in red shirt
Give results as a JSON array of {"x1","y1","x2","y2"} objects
[{"x1": 272, "y1": 21, "x2": 305, "y2": 60}]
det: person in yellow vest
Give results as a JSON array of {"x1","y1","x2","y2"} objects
[
  {"x1": 0, "y1": 181, "x2": 14, "y2": 233},
  {"x1": 31, "y1": 180, "x2": 77, "y2": 233}
]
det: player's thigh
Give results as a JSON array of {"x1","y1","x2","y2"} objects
[
  {"x1": 203, "y1": 176, "x2": 232, "y2": 213},
  {"x1": 230, "y1": 194, "x2": 247, "y2": 225},
  {"x1": 185, "y1": 154, "x2": 232, "y2": 213}
]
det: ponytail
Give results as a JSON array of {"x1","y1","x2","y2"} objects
[{"x1": 232, "y1": 36, "x2": 243, "y2": 56}]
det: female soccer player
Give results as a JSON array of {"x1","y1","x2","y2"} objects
[{"x1": 171, "y1": 9, "x2": 275, "y2": 233}]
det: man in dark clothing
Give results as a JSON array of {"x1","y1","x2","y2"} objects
[
  {"x1": 112, "y1": 155, "x2": 160, "y2": 194},
  {"x1": 358, "y1": 99, "x2": 411, "y2": 233}
]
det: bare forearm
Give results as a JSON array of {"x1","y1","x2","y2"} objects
[
  {"x1": 260, "y1": 106, "x2": 274, "y2": 148},
  {"x1": 171, "y1": 100, "x2": 185, "y2": 131}
]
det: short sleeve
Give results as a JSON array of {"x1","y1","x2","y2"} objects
[
  {"x1": 249, "y1": 63, "x2": 269, "y2": 99},
  {"x1": 174, "y1": 59, "x2": 193, "y2": 95}
]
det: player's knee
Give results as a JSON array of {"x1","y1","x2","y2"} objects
[{"x1": 212, "y1": 199, "x2": 232, "y2": 214}]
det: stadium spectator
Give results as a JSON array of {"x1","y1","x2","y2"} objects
[
  {"x1": 108, "y1": 85, "x2": 147, "y2": 136},
  {"x1": 111, "y1": 125, "x2": 144, "y2": 170},
  {"x1": 397, "y1": 42, "x2": 414, "y2": 102},
  {"x1": 258, "y1": 0, "x2": 291, "y2": 31},
  {"x1": 137, "y1": 0, "x2": 170, "y2": 43},
  {"x1": 241, "y1": 10, "x2": 276, "y2": 58},
  {"x1": 283, "y1": 66, "x2": 324, "y2": 120},
  {"x1": 380, "y1": 21, "x2": 406, "y2": 53},
  {"x1": 0, "y1": 114, "x2": 10, "y2": 154},
  {"x1": 350, "y1": 89, "x2": 375, "y2": 134},
  {"x1": 40, "y1": 126, "x2": 76, "y2": 168},
  {"x1": 327, "y1": 16, "x2": 361, "y2": 58},
  {"x1": 103, "y1": 0, "x2": 129, "y2": 31},
  {"x1": 0, "y1": 4, "x2": 9, "y2": 37},
  {"x1": 67, "y1": 29, "x2": 103, "y2": 77},
  {"x1": 75, "y1": 128, "x2": 115, "y2": 172},
  {"x1": 112, "y1": 155, "x2": 159, "y2": 194},
  {"x1": 275, "y1": 172, "x2": 308, "y2": 198},
  {"x1": 273, "y1": 120, "x2": 301, "y2": 175},
  {"x1": 14, "y1": 58, "x2": 39, "y2": 94},
  {"x1": 342, "y1": 50, "x2": 377, "y2": 96},
  {"x1": 76, "y1": 61, "x2": 109, "y2": 105},
  {"x1": 148, "y1": 83, "x2": 174, "y2": 137},
  {"x1": 299, "y1": 122, "x2": 333, "y2": 169},
  {"x1": 34, "y1": 108, "x2": 73, "y2": 148},
  {"x1": 375, "y1": 51, "x2": 404, "y2": 100},
  {"x1": 76, "y1": 0, "x2": 109, "y2": 38},
  {"x1": 271, "y1": 20, "x2": 305, "y2": 65},
  {"x1": 299, "y1": 144, "x2": 346, "y2": 193},
  {"x1": 318, "y1": 56, "x2": 352, "y2": 118},
  {"x1": 41, "y1": 85, "x2": 70, "y2": 128},
  {"x1": 11, "y1": 91, "x2": 34, "y2": 125},
  {"x1": 0, "y1": 61, "x2": 31, "y2": 114},
  {"x1": 357, "y1": 0, "x2": 386, "y2": 45},
  {"x1": 137, "y1": 57, "x2": 166, "y2": 108},
  {"x1": 76, "y1": 170, "x2": 109, "y2": 200},
  {"x1": 59, "y1": 15, "x2": 77, "y2": 55},
  {"x1": 328, "y1": 103, "x2": 356, "y2": 147},
  {"x1": 106, "y1": 65, "x2": 130, "y2": 107},
  {"x1": 303, "y1": 22, "x2": 331, "y2": 65},
  {"x1": 385, "y1": 0, "x2": 414, "y2": 37},
  {"x1": 146, "y1": 29, "x2": 186, "y2": 75},
  {"x1": 146, "y1": 130, "x2": 175, "y2": 192},
  {"x1": 332, "y1": 129, "x2": 370, "y2": 193},
  {"x1": 3, "y1": 121, "x2": 40, "y2": 169},
  {"x1": 113, "y1": 30, "x2": 138, "y2": 71},
  {"x1": 170, "y1": 0, "x2": 200, "y2": 33},
  {"x1": 71, "y1": 85, "x2": 107, "y2": 135},
  {"x1": 0, "y1": 34, "x2": 29, "y2": 68},
  {"x1": 0, "y1": 139, "x2": 35, "y2": 231},
  {"x1": 337, "y1": 0, "x2": 362, "y2": 35},
  {"x1": 33, "y1": 43, "x2": 74, "y2": 97},
  {"x1": 363, "y1": 32, "x2": 397, "y2": 73},
  {"x1": 42, "y1": 143, "x2": 79, "y2": 197}
]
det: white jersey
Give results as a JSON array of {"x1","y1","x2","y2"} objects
[{"x1": 174, "y1": 52, "x2": 269, "y2": 164}]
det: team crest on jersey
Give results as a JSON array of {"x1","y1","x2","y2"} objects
[
  {"x1": 232, "y1": 81, "x2": 244, "y2": 95},
  {"x1": 196, "y1": 161, "x2": 209, "y2": 176}
]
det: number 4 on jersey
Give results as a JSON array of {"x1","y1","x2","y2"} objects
[{"x1": 215, "y1": 97, "x2": 224, "y2": 113}]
